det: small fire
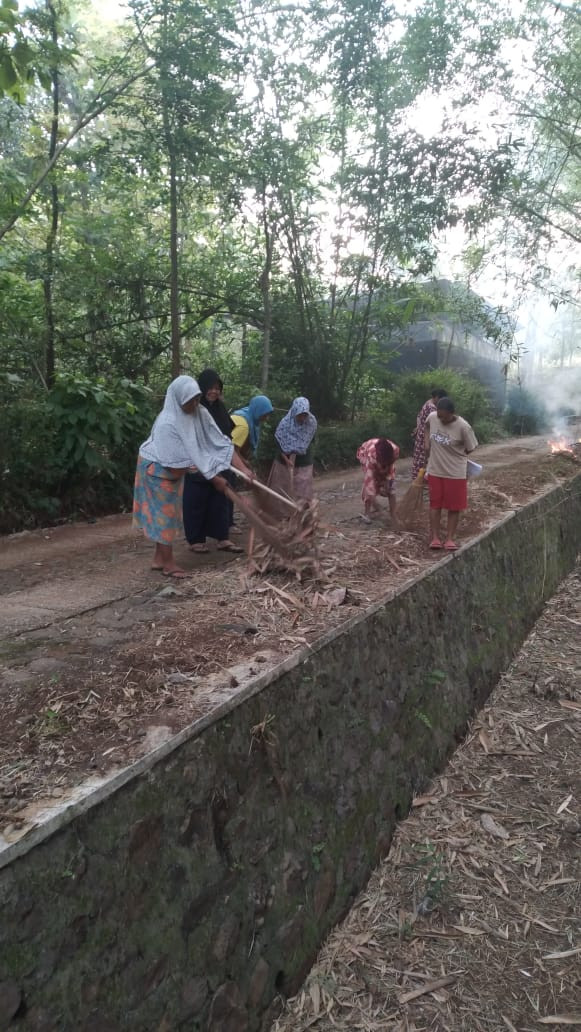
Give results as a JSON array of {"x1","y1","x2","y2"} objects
[
  {"x1": 547, "y1": 436, "x2": 581, "y2": 456},
  {"x1": 548, "y1": 437, "x2": 574, "y2": 454}
]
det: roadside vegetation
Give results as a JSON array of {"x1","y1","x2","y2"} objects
[{"x1": 0, "y1": 0, "x2": 577, "y2": 531}]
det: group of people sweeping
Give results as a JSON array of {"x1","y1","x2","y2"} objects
[
  {"x1": 133, "y1": 373, "x2": 318, "y2": 577},
  {"x1": 133, "y1": 376, "x2": 478, "y2": 576}
]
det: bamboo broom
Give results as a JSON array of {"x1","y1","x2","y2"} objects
[
  {"x1": 225, "y1": 467, "x2": 322, "y2": 575},
  {"x1": 398, "y1": 467, "x2": 426, "y2": 525}
]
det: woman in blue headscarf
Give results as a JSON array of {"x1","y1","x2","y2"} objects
[
  {"x1": 268, "y1": 397, "x2": 317, "y2": 512},
  {"x1": 231, "y1": 395, "x2": 273, "y2": 458}
]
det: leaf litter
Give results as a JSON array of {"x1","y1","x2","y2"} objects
[{"x1": 273, "y1": 558, "x2": 581, "y2": 1032}]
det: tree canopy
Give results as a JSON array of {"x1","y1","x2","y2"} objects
[{"x1": 0, "y1": 0, "x2": 579, "y2": 528}]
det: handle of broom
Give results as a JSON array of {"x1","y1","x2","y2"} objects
[{"x1": 229, "y1": 466, "x2": 300, "y2": 511}]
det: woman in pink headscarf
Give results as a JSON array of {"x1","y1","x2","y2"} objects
[{"x1": 411, "y1": 387, "x2": 448, "y2": 480}]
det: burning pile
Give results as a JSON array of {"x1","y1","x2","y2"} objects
[
  {"x1": 549, "y1": 433, "x2": 581, "y2": 462},
  {"x1": 547, "y1": 435, "x2": 581, "y2": 460}
]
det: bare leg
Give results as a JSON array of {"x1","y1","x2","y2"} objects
[
  {"x1": 445, "y1": 511, "x2": 460, "y2": 543},
  {"x1": 388, "y1": 493, "x2": 399, "y2": 530},
  {"x1": 152, "y1": 543, "x2": 165, "y2": 570},
  {"x1": 429, "y1": 508, "x2": 442, "y2": 542},
  {"x1": 153, "y1": 542, "x2": 186, "y2": 577},
  {"x1": 365, "y1": 498, "x2": 380, "y2": 518}
]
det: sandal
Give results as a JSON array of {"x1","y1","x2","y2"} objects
[
  {"x1": 429, "y1": 538, "x2": 443, "y2": 549},
  {"x1": 444, "y1": 540, "x2": 458, "y2": 551},
  {"x1": 360, "y1": 514, "x2": 372, "y2": 525},
  {"x1": 217, "y1": 541, "x2": 244, "y2": 553},
  {"x1": 163, "y1": 569, "x2": 190, "y2": 579},
  {"x1": 189, "y1": 544, "x2": 209, "y2": 554}
]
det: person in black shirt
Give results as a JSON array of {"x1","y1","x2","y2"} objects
[{"x1": 182, "y1": 368, "x2": 243, "y2": 553}]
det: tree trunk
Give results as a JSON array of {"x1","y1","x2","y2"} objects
[
  {"x1": 168, "y1": 145, "x2": 181, "y2": 377},
  {"x1": 43, "y1": 1, "x2": 60, "y2": 389},
  {"x1": 161, "y1": 0, "x2": 180, "y2": 379},
  {"x1": 260, "y1": 205, "x2": 274, "y2": 389},
  {"x1": 241, "y1": 322, "x2": 248, "y2": 373}
]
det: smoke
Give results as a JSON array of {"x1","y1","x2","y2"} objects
[
  {"x1": 535, "y1": 367, "x2": 581, "y2": 437},
  {"x1": 516, "y1": 293, "x2": 581, "y2": 436}
]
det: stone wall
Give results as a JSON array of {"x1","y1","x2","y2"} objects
[{"x1": 1, "y1": 474, "x2": 580, "y2": 1032}]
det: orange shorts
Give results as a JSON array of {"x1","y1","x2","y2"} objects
[{"x1": 428, "y1": 475, "x2": 467, "y2": 511}]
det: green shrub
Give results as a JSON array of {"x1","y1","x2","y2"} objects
[
  {"x1": 383, "y1": 369, "x2": 503, "y2": 450},
  {"x1": 0, "y1": 375, "x2": 156, "y2": 533},
  {"x1": 0, "y1": 390, "x2": 62, "y2": 533},
  {"x1": 47, "y1": 374, "x2": 155, "y2": 486},
  {"x1": 503, "y1": 385, "x2": 548, "y2": 436}
]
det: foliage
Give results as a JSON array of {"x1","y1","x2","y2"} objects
[
  {"x1": 0, "y1": 0, "x2": 53, "y2": 101},
  {"x1": 382, "y1": 369, "x2": 503, "y2": 450},
  {"x1": 412, "y1": 840, "x2": 450, "y2": 906},
  {"x1": 459, "y1": 0, "x2": 580, "y2": 309},
  {"x1": 503, "y1": 384, "x2": 548, "y2": 436},
  {"x1": 0, "y1": 375, "x2": 155, "y2": 533},
  {"x1": 0, "y1": 0, "x2": 573, "y2": 530},
  {"x1": 46, "y1": 374, "x2": 155, "y2": 482},
  {"x1": 0, "y1": 383, "x2": 61, "y2": 532}
]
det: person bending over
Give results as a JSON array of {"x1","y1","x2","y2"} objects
[{"x1": 356, "y1": 437, "x2": 400, "y2": 527}]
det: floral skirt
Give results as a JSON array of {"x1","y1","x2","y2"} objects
[
  {"x1": 132, "y1": 456, "x2": 184, "y2": 544},
  {"x1": 411, "y1": 432, "x2": 428, "y2": 481}
]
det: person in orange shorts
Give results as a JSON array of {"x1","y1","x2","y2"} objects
[{"x1": 424, "y1": 396, "x2": 478, "y2": 551}]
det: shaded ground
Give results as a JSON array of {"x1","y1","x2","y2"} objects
[
  {"x1": 273, "y1": 560, "x2": 581, "y2": 1032},
  {"x1": 0, "y1": 435, "x2": 579, "y2": 839}
]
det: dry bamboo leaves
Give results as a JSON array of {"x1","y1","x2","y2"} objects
[
  {"x1": 242, "y1": 490, "x2": 325, "y2": 580},
  {"x1": 480, "y1": 813, "x2": 510, "y2": 840},
  {"x1": 537, "y1": 1018, "x2": 581, "y2": 1026},
  {"x1": 397, "y1": 974, "x2": 460, "y2": 1004}
]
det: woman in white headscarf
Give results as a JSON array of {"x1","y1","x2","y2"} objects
[
  {"x1": 133, "y1": 376, "x2": 253, "y2": 577},
  {"x1": 268, "y1": 397, "x2": 317, "y2": 513}
]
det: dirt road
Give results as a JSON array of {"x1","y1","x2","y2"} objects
[{"x1": 0, "y1": 435, "x2": 547, "y2": 636}]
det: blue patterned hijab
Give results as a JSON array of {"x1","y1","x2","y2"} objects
[{"x1": 275, "y1": 397, "x2": 317, "y2": 454}]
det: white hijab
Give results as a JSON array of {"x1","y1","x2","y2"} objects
[{"x1": 139, "y1": 375, "x2": 234, "y2": 479}]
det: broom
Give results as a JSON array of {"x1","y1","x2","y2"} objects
[
  {"x1": 224, "y1": 467, "x2": 322, "y2": 577},
  {"x1": 398, "y1": 467, "x2": 426, "y2": 526}
]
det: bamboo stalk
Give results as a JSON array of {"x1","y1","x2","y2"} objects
[
  {"x1": 229, "y1": 466, "x2": 299, "y2": 511},
  {"x1": 223, "y1": 486, "x2": 294, "y2": 556}
]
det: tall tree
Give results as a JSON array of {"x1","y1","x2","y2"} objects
[{"x1": 128, "y1": 0, "x2": 242, "y2": 375}]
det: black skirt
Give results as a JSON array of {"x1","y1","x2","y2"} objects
[{"x1": 183, "y1": 472, "x2": 229, "y2": 544}]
